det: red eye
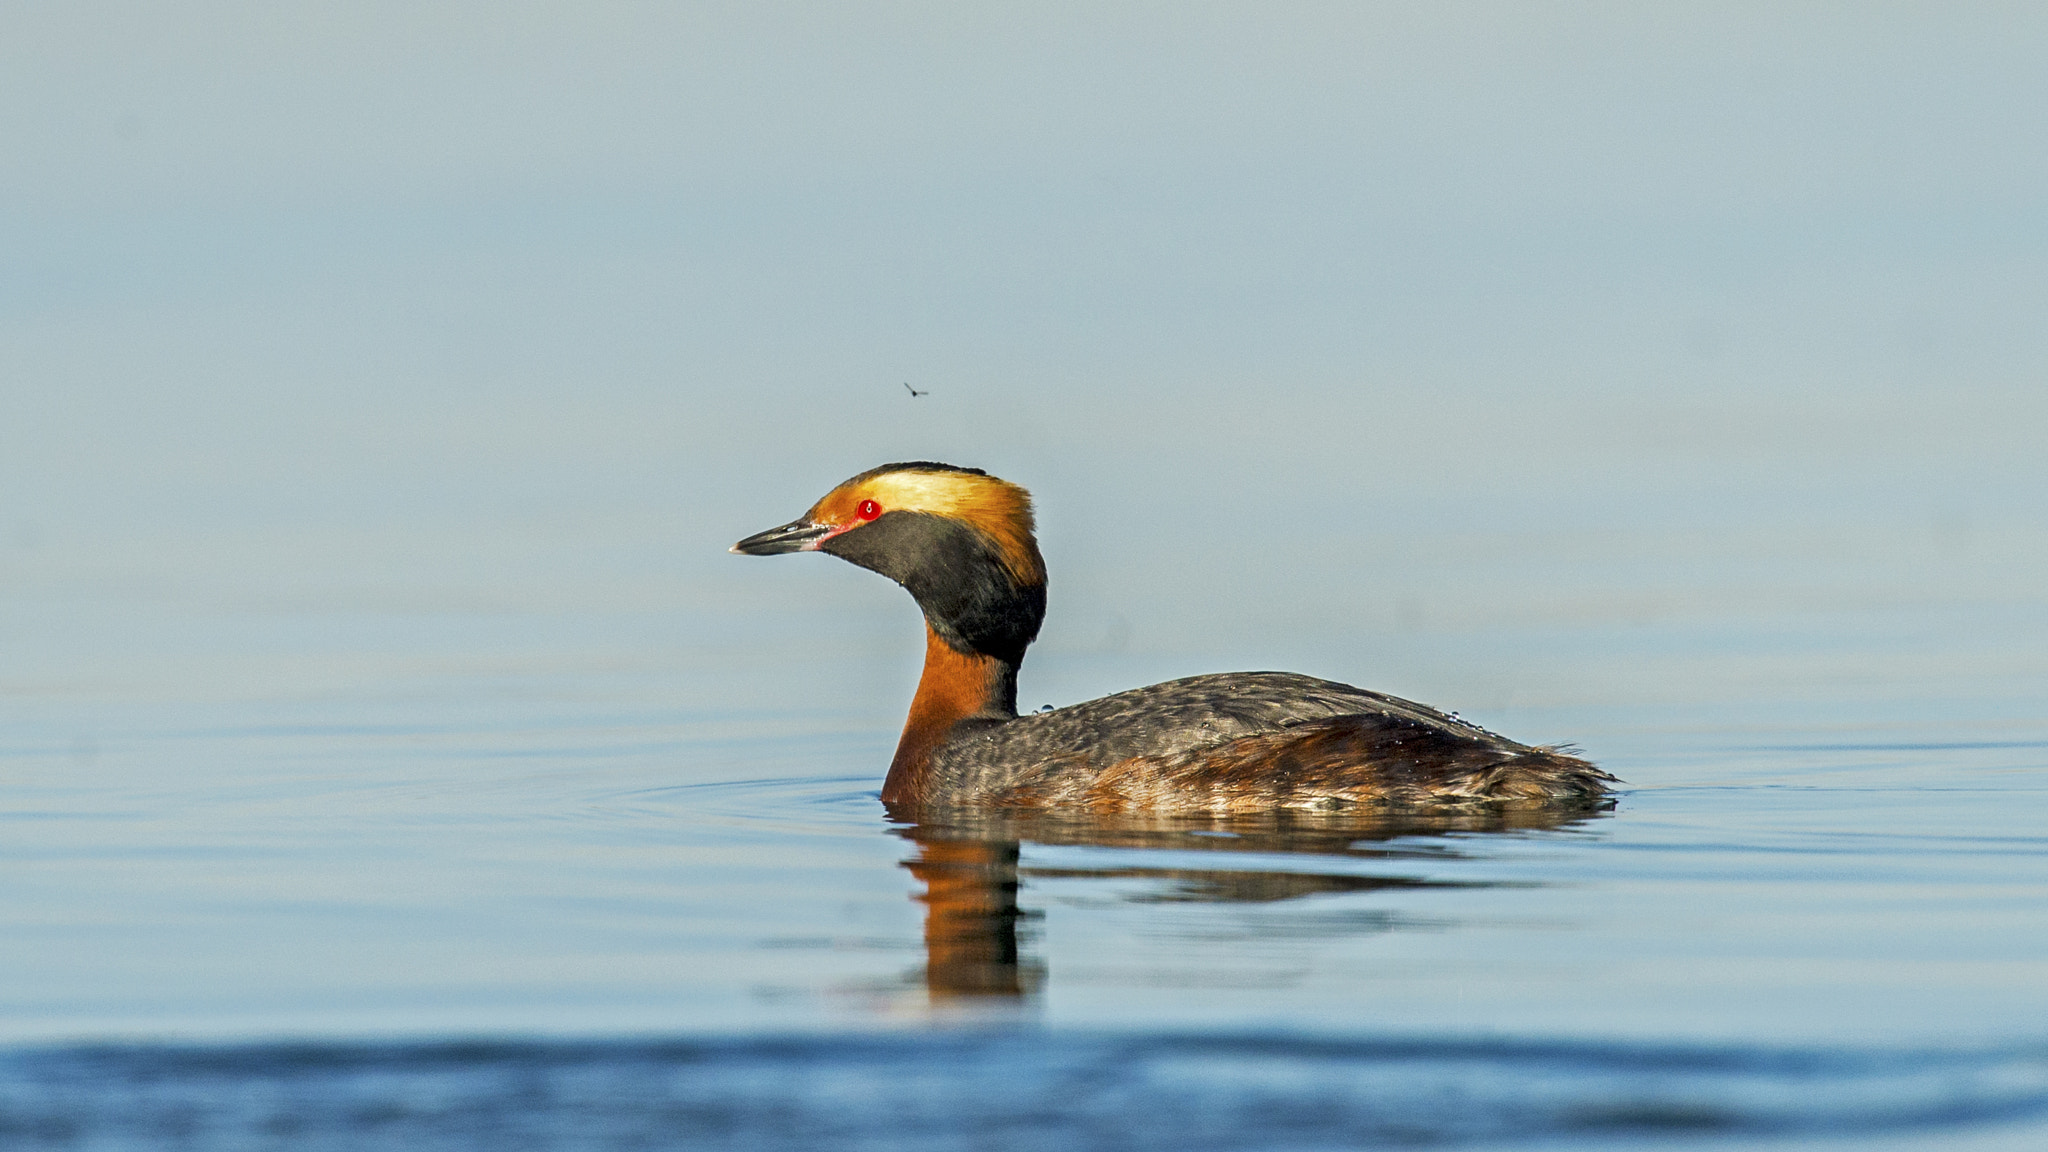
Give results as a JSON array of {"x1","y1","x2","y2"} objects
[{"x1": 856, "y1": 499, "x2": 882, "y2": 521}]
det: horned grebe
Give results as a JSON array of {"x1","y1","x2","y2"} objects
[{"x1": 732, "y1": 462, "x2": 1616, "y2": 812}]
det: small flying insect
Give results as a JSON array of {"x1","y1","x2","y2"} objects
[{"x1": 903, "y1": 382, "x2": 930, "y2": 398}]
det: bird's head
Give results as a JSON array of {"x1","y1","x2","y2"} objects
[{"x1": 731, "y1": 462, "x2": 1046, "y2": 664}]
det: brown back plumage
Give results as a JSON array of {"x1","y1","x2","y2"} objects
[{"x1": 918, "y1": 672, "x2": 1615, "y2": 813}]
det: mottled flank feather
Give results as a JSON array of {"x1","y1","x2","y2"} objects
[
  {"x1": 922, "y1": 673, "x2": 1617, "y2": 815},
  {"x1": 1004, "y1": 720, "x2": 1608, "y2": 813}
]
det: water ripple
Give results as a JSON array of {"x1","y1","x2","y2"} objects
[{"x1": 2, "y1": 1031, "x2": 2042, "y2": 1151}]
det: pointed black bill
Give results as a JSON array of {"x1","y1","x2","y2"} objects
[{"x1": 730, "y1": 518, "x2": 832, "y2": 555}]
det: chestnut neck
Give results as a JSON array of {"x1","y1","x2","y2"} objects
[{"x1": 881, "y1": 627, "x2": 1019, "y2": 805}]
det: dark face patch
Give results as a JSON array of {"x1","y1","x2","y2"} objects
[{"x1": 821, "y1": 511, "x2": 1045, "y2": 665}]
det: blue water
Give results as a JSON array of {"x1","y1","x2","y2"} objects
[
  {"x1": 6, "y1": 1034, "x2": 2047, "y2": 1151},
  {"x1": 8, "y1": 5, "x2": 2048, "y2": 1147},
  {"x1": 6, "y1": 654, "x2": 2045, "y2": 1147}
]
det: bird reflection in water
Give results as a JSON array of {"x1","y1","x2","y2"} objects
[
  {"x1": 890, "y1": 803, "x2": 1613, "y2": 1002},
  {"x1": 903, "y1": 835, "x2": 1041, "y2": 998}
]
